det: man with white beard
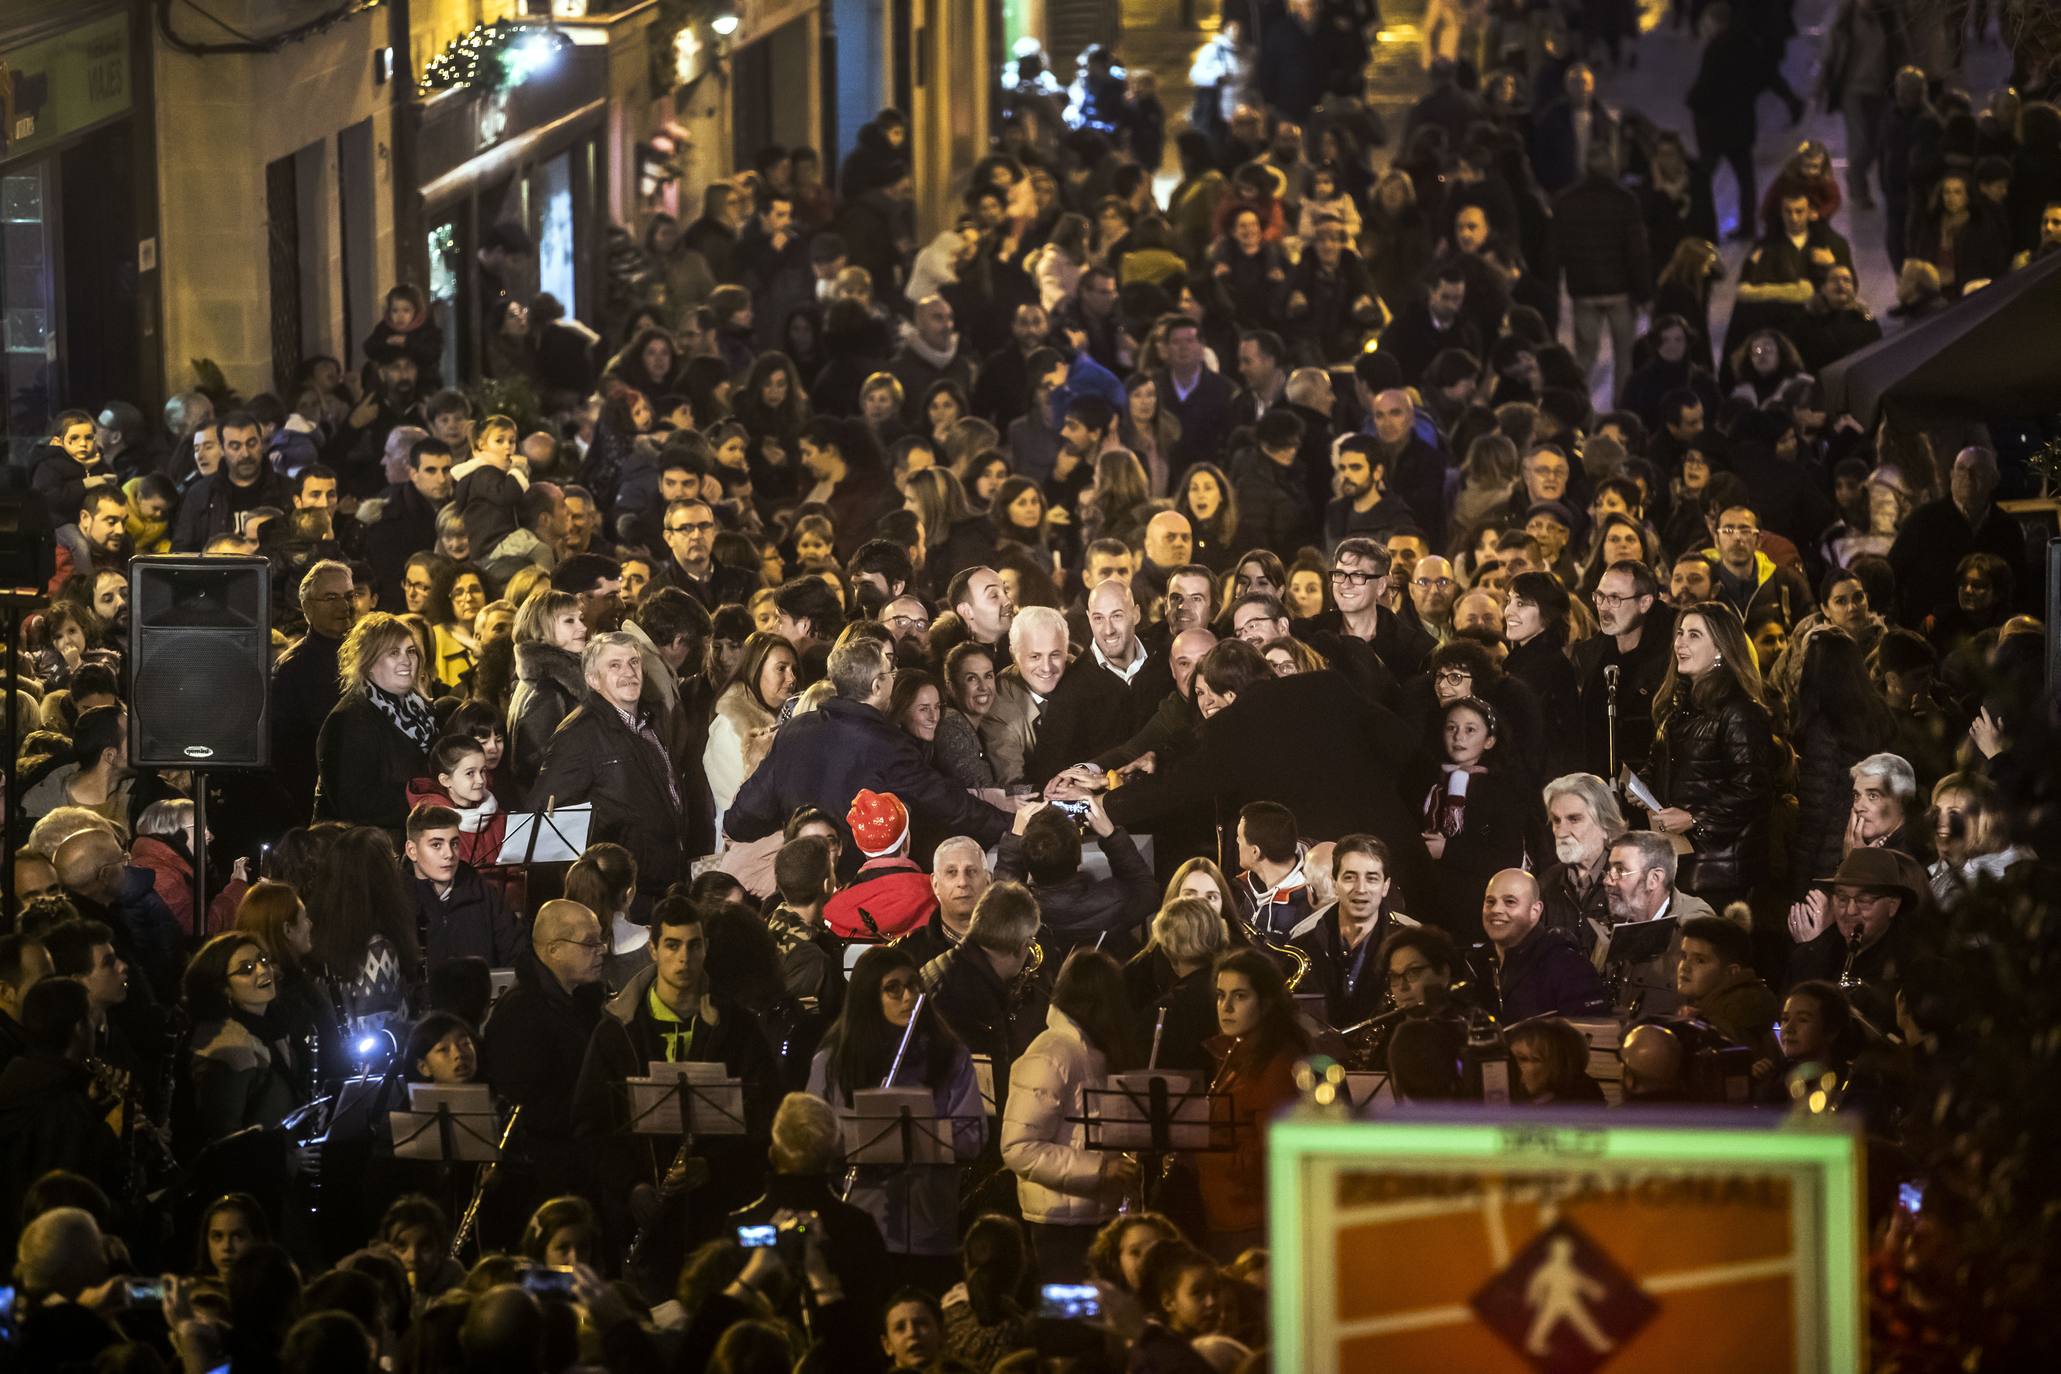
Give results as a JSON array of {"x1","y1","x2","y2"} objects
[{"x1": 1536, "y1": 774, "x2": 1626, "y2": 958}]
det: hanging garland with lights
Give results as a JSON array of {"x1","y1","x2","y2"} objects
[{"x1": 419, "y1": 19, "x2": 573, "y2": 95}]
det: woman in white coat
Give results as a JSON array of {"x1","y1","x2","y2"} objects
[
  {"x1": 1000, "y1": 948, "x2": 1141, "y2": 1282},
  {"x1": 702, "y1": 631, "x2": 798, "y2": 835}
]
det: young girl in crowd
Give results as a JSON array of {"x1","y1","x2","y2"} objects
[
  {"x1": 1420, "y1": 695, "x2": 1534, "y2": 931},
  {"x1": 405, "y1": 735, "x2": 509, "y2": 870}
]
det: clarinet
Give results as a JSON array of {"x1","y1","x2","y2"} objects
[
  {"x1": 450, "y1": 1106, "x2": 521, "y2": 1259},
  {"x1": 841, "y1": 992, "x2": 927, "y2": 1201}
]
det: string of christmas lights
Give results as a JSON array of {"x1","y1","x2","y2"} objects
[{"x1": 419, "y1": 19, "x2": 573, "y2": 94}]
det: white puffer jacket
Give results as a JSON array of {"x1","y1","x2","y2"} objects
[{"x1": 1001, "y1": 1007, "x2": 1125, "y2": 1226}]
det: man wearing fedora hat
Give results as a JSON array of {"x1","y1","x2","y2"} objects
[{"x1": 1785, "y1": 847, "x2": 1930, "y2": 997}]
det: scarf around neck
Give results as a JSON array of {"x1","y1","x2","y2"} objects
[{"x1": 366, "y1": 682, "x2": 436, "y2": 752}]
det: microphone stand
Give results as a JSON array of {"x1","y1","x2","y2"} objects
[{"x1": 1603, "y1": 664, "x2": 1620, "y2": 785}]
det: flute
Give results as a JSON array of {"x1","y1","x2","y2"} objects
[{"x1": 450, "y1": 1106, "x2": 521, "y2": 1258}]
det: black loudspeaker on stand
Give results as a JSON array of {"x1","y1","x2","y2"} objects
[{"x1": 129, "y1": 556, "x2": 273, "y2": 922}]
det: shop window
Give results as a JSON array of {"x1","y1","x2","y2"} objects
[
  {"x1": 535, "y1": 151, "x2": 576, "y2": 318},
  {"x1": 429, "y1": 219, "x2": 462, "y2": 387},
  {"x1": 0, "y1": 169, "x2": 56, "y2": 450}
]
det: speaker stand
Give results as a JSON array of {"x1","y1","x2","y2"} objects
[
  {"x1": 1, "y1": 588, "x2": 50, "y2": 913},
  {"x1": 192, "y1": 768, "x2": 209, "y2": 937}
]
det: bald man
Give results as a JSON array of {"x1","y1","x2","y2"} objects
[
  {"x1": 1619, "y1": 1023, "x2": 1689, "y2": 1102},
  {"x1": 482, "y1": 898, "x2": 607, "y2": 1198},
  {"x1": 1407, "y1": 555, "x2": 1458, "y2": 641},
  {"x1": 53, "y1": 827, "x2": 178, "y2": 1006},
  {"x1": 1365, "y1": 387, "x2": 1448, "y2": 544},
  {"x1": 1080, "y1": 576, "x2": 1179, "y2": 740},
  {"x1": 1475, "y1": 869, "x2": 1609, "y2": 1021},
  {"x1": 1142, "y1": 510, "x2": 1194, "y2": 575}
]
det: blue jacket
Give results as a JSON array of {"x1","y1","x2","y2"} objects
[{"x1": 724, "y1": 698, "x2": 1010, "y2": 862}]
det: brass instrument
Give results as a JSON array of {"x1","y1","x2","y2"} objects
[
  {"x1": 1238, "y1": 913, "x2": 1313, "y2": 991},
  {"x1": 450, "y1": 1105, "x2": 521, "y2": 1259}
]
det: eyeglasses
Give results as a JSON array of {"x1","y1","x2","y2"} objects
[
  {"x1": 666, "y1": 520, "x2": 716, "y2": 535},
  {"x1": 1435, "y1": 669, "x2": 1472, "y2": 686},
  {"x1": 1329, "y1": 569, "x2": 1379, "y2": 588},
  {"x1": 305, "y1": 592, "x2": 350, "y2": 606},
  {"x1": 1592, "y1": 590, "x2": 1636, "y2": 607},
  {"x1": 1603, "y1": 863, "x2": 1648, "y2": 881},
  {"x1": 404, "y1": 579, "x2": 433, "y2": 593},
  {"x1": 1387, "y1": 962, "x2": 1435, "y2": 991},
  {"x1": 1716, "y1": 524, "x2": 1759, "y2": 537},
  {"x1": 885, "y1": 614, "x2": 930, "y2": 633},
  {"x1": 230, "y1": 955, "x2": 273, "y2": 978},
  {"x1": 1411, "y1": 576, "x2": 1453, "y2": 590}
]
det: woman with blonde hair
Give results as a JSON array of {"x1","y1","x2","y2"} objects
[
  {"x1": 314, "y1": 612, "x2": 434, "y2": 830},
  {"x1": 506, "y1": 588, "x2": 590, "y2": 800},
  {"x1": 1123, "y1": 895, "x2": 1232, "y2": 1072}
]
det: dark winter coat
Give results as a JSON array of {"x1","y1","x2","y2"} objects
[
  {"x1": 508, "y1": 641, "x2": 586, "y2": 803},
  {"x1": 481, "y1": 949, "x2": 607, "y2": 1197},
  {"x1": 1475, "y1": 923, "x2": 1611, "y2": 1022},
  {"x1": 270, "y1": 630, "x2": 343, "y2": 823},
  {"x1": 725, "y1": 697, "x2": 1010, "y2": 861},
  {"x1": 1648, "y1": 680, "x2": 1779, "y2": 897},
  {"x1": 1105, "y1": 670, "x2": 1433, "y2": 910},
  {"x1": 412, "y1": 863, "x2": 524, "y2": 968},
  {"x1": 995, "y1": 827, "x2": 1157, "y2": 944},
  {"x1": 171, "y1": 466, "x2": 294, "y2": 551},
  {"x1": 1228, "y1": 450, "x2": 1317, "y2": 558},
  {"x1": 1504, "y1": 630, "x2": 1585, "y2": 782},
  {"x1": 313, "y1": 691, "x2": 431, "y2": 832},
  {"x1": 1551, "y1": 173, "x2": 1653, "y2": 299},
  {"x1": 532, "y1": 689, "x2": 693, "y2": 895},
  {"x1": 363, "y1": 484, "x2": 443, "y2": 609}
]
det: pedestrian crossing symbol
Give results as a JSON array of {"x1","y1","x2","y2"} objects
[{"x1": 1471, "y1": 1218, "x2": 1659, "y2": 1373}]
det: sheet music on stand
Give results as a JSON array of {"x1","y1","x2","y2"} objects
[
  {"x1": 624, "y1": 1060, "x2": 747, "y2": 1137},
  {"x1": 837, "y1": 1086, "x2": 972, "y2": 1167},
  {"x1": 494, "y1": 804, "x2": 593, "y2": 865},
  {"x1": 1082, "y1": 1073, "x2": 1236, "y2": 1156},
  {"x1": 390, "y1": 1084, "x2": 504, "y2": 1163}
]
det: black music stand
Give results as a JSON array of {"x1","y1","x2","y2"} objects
[
  {"x1": 496, "y1": 801, "x2": 593, "y2": 866},
  {"x1": 837, "y1": 1087, "x2": 983, "y2": 1254},
  {"x1": 390, "y1": 1085, "x2": 504, "y2": 1227},
  {"x1": 1079, "y1": 1073, "x2": 1236, "y2": 1212}
]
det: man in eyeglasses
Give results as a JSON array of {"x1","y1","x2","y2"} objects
[
  {"x1": 271, "y1": 560, "x2": 357, "y2": 823},
  {"x1": 1783, "y1": 847, "x2": 1929, "y2": 1007},
  {"x1": 658, "y1": 497, "x2": 757, "y2": 611},
  {"x1": 1292, "y1": 536, "x2": 1432, "y2": 698},
  {"x1": 1704, "y1": 503, "x2": 1814, "y2": 625},
  {"x1": 1406, "y1": 555, "x2": 1458, "y2": 644},
  {"x1": 483, "y1": 898, "x2": 610, "y2": 1201},
  {"x1": 1573, "y1": 558, "x2": 1675, "y2": 778}
]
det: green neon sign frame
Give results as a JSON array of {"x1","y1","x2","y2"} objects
[{"x1": 1266, "y1": 1110, "x2": 1865, "y2": 1372}]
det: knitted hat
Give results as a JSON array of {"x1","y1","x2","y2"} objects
[{"x1": 848, "y1": 789, "x2": 910, "y2": 857}]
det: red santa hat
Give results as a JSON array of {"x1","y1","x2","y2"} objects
[{"x1": 848, "y1": 789, "x2": 910, "y2": 858}]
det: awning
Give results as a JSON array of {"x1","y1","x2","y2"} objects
[{"x1": 1820, "y1": 248, "x2": 2061, "y2": 427}]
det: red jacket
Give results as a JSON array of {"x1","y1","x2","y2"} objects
[
  {"x1": 1195, "y1": 1037, "x2": 1300, "y2": 1237},
  {"x1": 130, "y1": 834, "x2": 247, "y2": 939},
  {"x1": 403, "y1": 778, "x2": 510, "y2": 869},
  {"x1": 824, "y1": 856, "x2": 939, "y2": 939}
]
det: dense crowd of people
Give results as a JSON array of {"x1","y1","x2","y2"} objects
[{"x1": 3, "y1": 1, "x2": 2057, "y2": 1371}]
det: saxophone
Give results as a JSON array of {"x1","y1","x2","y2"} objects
[{"x1": 1238, "y1": 912, "x2": 1313, "y2": 991}]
